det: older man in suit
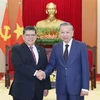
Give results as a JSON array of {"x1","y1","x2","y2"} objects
[
  {"x1": 9, "y1": 26, "x2": 51, "y2": 100},
  {"x1": 37, "y1": 22, "x2": 89, "y2": 100}
]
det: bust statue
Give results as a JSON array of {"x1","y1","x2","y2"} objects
[{"x1": 36, "y1": 2, "x2": 65, "y2": 28}]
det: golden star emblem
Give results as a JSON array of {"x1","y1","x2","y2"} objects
[{"x1": 14, "y1": 23, "x2": 23, "y2": 39}]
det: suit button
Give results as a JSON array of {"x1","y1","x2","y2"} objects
[
  {"x1": 65, "y1": 68, "x2": 67, "y2": 70},
  {"x1": 65, "y1": 75, "x2": 68, "y2": 77}
]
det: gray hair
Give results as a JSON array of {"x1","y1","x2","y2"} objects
[{"x1": 59, "y1": 22, "x2": 74, "y2": 31}]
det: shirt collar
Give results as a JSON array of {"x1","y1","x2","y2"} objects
[
  {"x1": 63, "y1": 38, "x2": 73, "y2": 46},
  {"x1": 28, "y1": 45, "x2": 35, "y2": 48}
]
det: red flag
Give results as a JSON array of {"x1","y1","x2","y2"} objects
[
  {"x1": 12, "y1": 2, "x2": 24, "y2": 44},
  {"x1": 0, "y1": 5, "x2": 11, "y2": 54}
]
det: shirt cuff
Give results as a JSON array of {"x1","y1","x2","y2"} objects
[
  {"x1": 82, "y1": 89, "x2": 89, "y2": 92},
  {"x1": 34, "y1": 70, "x2": 38, "y2": 76}
]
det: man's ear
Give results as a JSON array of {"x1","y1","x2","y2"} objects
[
  {"x1": 55, "y1": 10, "x2": 57, "y2": 14},
  {"x1": 72, "y1": 31, "x2": 74, "y2": 37}
]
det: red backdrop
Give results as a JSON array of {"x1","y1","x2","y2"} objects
[{"x1": 22, "y1": 0, "x2": 82, "y2": 41}]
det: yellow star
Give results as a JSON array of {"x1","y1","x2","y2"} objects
[{"x1": 14, "y1": 23, "x2": 23, "y2": 39}]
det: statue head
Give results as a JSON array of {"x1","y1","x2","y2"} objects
[{"x1": 46, "y1": 2, "x2": 57, "y2": 16}]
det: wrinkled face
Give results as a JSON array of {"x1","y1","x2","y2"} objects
[
  {"x1": 59, "y1": 25, "x2": 74, "y2": 43},
  {"x1": 23, "y1": 30, "x2": 37, "y2": 46}
]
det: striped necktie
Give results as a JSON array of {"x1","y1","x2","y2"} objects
[{"x1": 29, "y1": 46, "x2": 36, "y2": 63}]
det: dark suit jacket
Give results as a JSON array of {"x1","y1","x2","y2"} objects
[
  {"x1": 9, "y1": 43, "x2": 51, "y2": 100},
  {"x1": 45, "y1": 39, "x2": 89, "y2": 95}
]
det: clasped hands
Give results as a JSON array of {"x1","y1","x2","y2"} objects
[{"x1": 35, "y1": 70, "x2": 46, "y2": 80}]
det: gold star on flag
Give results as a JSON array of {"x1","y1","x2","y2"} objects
[{"x1": 14, "y1": 23, "x2": 23, "y2": 39}]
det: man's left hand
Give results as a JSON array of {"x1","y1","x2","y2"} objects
[{"x1": 80, "y1": 90, "x2": 89, "y2": 96}]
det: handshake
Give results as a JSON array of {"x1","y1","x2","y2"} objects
[{"x1": 35, "y1": 70, "x2": 46, "y2": 80}]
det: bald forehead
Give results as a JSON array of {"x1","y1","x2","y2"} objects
[{"x1": 46, "y1": 3, "x2": 56, "y2": 8}]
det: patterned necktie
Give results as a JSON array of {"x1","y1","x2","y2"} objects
[
  {"x1": 64, "y1": 44, "x2": 69, "y2": 62},
  {"x1": 29, "y1": 46, "x2": 36, "y2": 63}
]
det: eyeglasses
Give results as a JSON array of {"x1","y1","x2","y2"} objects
[{"x1": 24, "y1": 34, "x2": 36, "y2": 37}]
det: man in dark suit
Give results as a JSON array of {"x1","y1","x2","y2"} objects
[
  {"x1": 37, "y1": 22, "x2": 89, "y2": 100},
  {"x1": 9, "y1": 26, "x2": 51, "y2": 100}
]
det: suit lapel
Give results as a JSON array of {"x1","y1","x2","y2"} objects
[
  {"x1": 67, "y1": 40, "x2": 77, "y2": 66},
  {"x1": 35, "y1": 45, "x2": 40, "y2": 64},
  {"x1": 21, "y1": 43, "x2": 35, "y2": 63},
  {"x1": 59, "y1": 42, "x2": 66, "y2": 65}
]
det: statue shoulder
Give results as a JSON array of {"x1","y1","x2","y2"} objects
[
  {"x1": 36, "y1": 20, "x2": 46, "y2": 27},
  {"x1": 36, "y1": 19, "x2": 65, "y2": 28},
  {"x1": 56, "y1": 19, "x2": 65, "y2": 24}
]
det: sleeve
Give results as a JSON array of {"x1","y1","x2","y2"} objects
[
  {"x1": 45, "y1": 45, "x2": 56, "y2": 77},
  {"x1": 43, "y1": 76, "x2": 51, "y2": 90},
  {"x1": 81, "y1": 43, "x2": 89, "y2": 90}
]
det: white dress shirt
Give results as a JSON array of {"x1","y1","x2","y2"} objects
[
  {"x1": 63, "y1": 38, "x2": 73, "y2": 55},
  {"x1": 29, "y1": 45, "x2": 39, "y2": 65}
]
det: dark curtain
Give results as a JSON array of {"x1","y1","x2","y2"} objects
[{"x1": 23, "y1": 0, "x2": 82, "y2": 41}]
